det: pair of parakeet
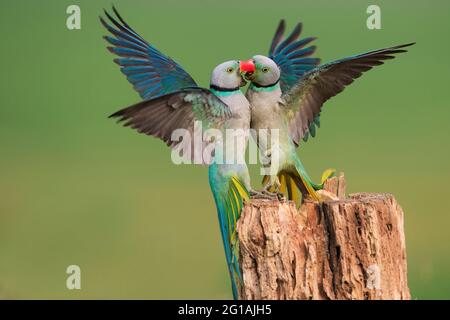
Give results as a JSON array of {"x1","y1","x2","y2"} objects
[{"x1": 101, "y1": 7, "x2": 413, "y2": 299}]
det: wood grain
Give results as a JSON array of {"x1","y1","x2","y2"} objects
[{"x1": 237, "y1": 174, "x2": 410, "y2": 300}]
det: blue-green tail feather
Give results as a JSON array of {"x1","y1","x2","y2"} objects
[{"x1": 209, "y1": 166, "x2": 249, "y2": 299}]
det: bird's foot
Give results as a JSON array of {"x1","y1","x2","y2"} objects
[
  {"x1": 250, "y1": 189, "x2": 280, "y2": 200},
  {"x1": 275, "y1": 192, "x2": 286, "y2": 201},
  {"x1": 263, "y1": 189, "x2": 286, "y2": 201},
  {"x1": 260, "y1": 186, "x2": 286, "y2": 201}
]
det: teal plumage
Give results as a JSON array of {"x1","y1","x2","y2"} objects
[
  {"x1": 102, "y1": 9, "x2": 252, "y2": 299},
  {"x1": 269, "y1": 20, "x2": 320, "y2": 93},
  {"x1": 209, "y1": 163, "x2": 249, "y2": 299},
  {"x1": 101, "y1": 7, "x2": 197, "y2": 99},
  {"x1": 245, "y1": 20, "x2": 414, "y2": 203},
  {"x1": 109, "y1": 63, "x2": 251, "y2": 301}
]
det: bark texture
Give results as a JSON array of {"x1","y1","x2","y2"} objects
[{"x1": 237, "y1": 173, "x2": 410, "y2": 300}]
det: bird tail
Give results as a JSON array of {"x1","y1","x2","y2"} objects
[
  {"x1": 262, "y1": 158, "x2": 335, "y2": 205},
  {"x1": 210, "y1": 175, "x2": 249, "y2": 299}
]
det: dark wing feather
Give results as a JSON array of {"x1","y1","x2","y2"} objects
[
  {"x1": 100, "y1": 7, "x2": 197, "y2": 99},
  {"x1": 283, "y1": 43, "x2": 415, "y2": 146},
  {"x1": 268, "y1": 20, "x2": 286, "y2": 57},
  {"x1": 109, "y1": 88, "x2": 232, "y2": 164},
  {"x1": 269, "y1": 20, "x2": 320, "y2": 93}
]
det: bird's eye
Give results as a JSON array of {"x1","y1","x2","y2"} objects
[
  {"x1": 226, "y1": 67, "x2": 234, "y2": 73},
  {"x1": 262, "y1": 67, "x2": 270, "y2": 73}
]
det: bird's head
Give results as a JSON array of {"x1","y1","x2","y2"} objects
[
  {"x1": 243, "y1": 55, "x2": 280, "y2": 87},
  {"x1": 210, "y1": 60, "x2": 255, "y2": 90}
]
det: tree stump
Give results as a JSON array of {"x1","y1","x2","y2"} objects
[{"x1": 237, "y1": 173, "x2": 410, "y2": 300}]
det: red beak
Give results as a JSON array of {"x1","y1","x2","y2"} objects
[{"x1": 239, "y1": 59, "x2": 255, "y2": 73}]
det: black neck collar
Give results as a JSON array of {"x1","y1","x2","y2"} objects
[
  {"x1": 210, "y1": 84, "x2": 240, "y2": 92},
  {"x1": 251, "y1": 79, "x2": 280, "y2": 88}
]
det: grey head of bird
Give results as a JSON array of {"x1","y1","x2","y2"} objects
[
  {"x1": 210, "y1": 60, "x2": 255, "y2": 90},
  {"x1": 244, "y1": 55, "x2": 280, "y2": 87}
]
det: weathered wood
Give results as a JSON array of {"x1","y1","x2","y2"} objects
[{"x1": 237, "y1": 174, "x2": 410, "y2": 300}]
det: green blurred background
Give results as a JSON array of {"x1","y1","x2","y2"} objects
[{"x1": 0, "y1": 0, "x2": 449, "y2": 299}]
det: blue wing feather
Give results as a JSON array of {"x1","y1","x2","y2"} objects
[
  {"x1": 279, "y1": 37, "x2": 316, "y2": 56},
  {"x1": 268, "y1": 20, "x2": 322, "y2": 143},
  {"x1": 268, "y1": 20, "x2": 320, "y2": 93},
  {"x1": 101, "y1": 7, "x2": 197, "y2": 100},
  {"x1": 273, "y1": 22, "x2": 302, "y2": 55}
]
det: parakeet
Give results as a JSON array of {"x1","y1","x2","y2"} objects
[
  {"x1": 244, "y1": 20, "x2": 414, "y2": 203},
  {"x1": 101, "y1": 7, "x2": 256, "y2": 299}
]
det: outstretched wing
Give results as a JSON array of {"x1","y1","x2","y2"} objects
[
  {"x1": 269, "y1": 20, "x2": 320, "y2": 93},
  {"x1": 283, "y1": 43, "x2": 415, "y2": 146},
  {"x1": 100, "y1": 7, "x2": 197, "y2": 100},
  {"x1": 109, "y1": 87, "x2": 232, "y2": 164}
]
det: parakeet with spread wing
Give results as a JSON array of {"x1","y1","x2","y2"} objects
[
  {"x1": 101, "y1": 7, "x2": 257, "y2": 299},
  {"x1": 244, "y1": 20, "x2": 414, "y2": 203}
]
